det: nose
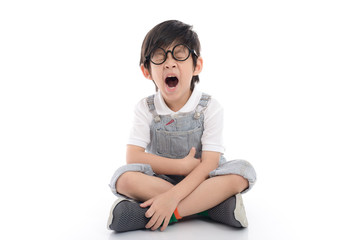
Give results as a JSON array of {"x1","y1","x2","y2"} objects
[{"x1": 164, "y1": 51, "x2": 177, "y2": 68}]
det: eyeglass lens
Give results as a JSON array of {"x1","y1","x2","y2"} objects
[{"x1": 150, "y1": 44, "x2": 190, "y2": 64}]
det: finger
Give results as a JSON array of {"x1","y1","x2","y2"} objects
[
  {"x1": 189, "y1": 147, "x2": 196, "y2": 156},
  {"x1": 140, "y1": 198, "x2": 153, "y2": 208},
  {"x1": 145, "y1": 207, "x2": 155, "y2": 218},
  {"x1": 160, "y1": 216, "x2": 170, "y2": 232},
  {"x1": 146, "y1": 213, "x2": 160, "y2": 229},
  {"x1": 151, "y1": 215, "x2": 165, "y2": 231}
]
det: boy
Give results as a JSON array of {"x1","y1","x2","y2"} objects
[{"x1": 107, "y1": 20, "x2": 256, "y2": 232}]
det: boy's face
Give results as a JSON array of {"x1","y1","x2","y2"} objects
[{"x1": 141, "y1": 43, "x2": 203, "y2": 109}]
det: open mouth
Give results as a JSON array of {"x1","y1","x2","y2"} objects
[{"x1": 165, "y1": 76, "x2": 179, "y2": 88}]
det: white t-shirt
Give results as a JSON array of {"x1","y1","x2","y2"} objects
[{"x1": 128, "y1": 87, "x2": 225, "y2": 153}]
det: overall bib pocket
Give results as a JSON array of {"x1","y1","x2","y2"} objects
[{"x1": 156, "y1": 126, "x2": 203, "y2": 159}]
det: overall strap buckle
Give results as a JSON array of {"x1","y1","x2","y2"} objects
[
  {"x1": 146, "y1": 95, "x2": 161, "y2": 122},
  {"x1": 194, "y1": 93, "x2": 211, "y2": 119}
]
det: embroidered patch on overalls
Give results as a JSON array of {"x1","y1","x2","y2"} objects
[{"x1": 166, "y1": 119, "x2": 175, "y2": 125}]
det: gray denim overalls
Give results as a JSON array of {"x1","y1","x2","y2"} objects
[{"x1": 109, "y1": 93, "x2": 256, "y2": 196}]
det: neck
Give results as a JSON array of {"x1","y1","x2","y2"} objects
[{"x1": 163, "y1": 90, "x2": 192, "y2": 112}]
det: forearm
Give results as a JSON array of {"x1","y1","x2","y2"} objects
[
  {"x1": 126, "y1": 145, "x2": 184, "y2": 175},
  {"x1": 138, "y1": 151, "x2": 220, "y2": 232},
  {"x1": 168, "y1": 151, "x2": 220, "y2": 202}
]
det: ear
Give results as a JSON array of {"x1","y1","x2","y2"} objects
[
  {"x1": 193, "y1": 56, "x2": 203, "y2": 76},
  {"x1": 141, "y1": 64, "x2": 152, "y2": 80}
]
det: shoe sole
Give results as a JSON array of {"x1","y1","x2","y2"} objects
[
  {"x1": 234, "y1": 193, "x2": 248, "y2": 227},
  {"x1": 107, "y1": 196, "x2": 133, "y2": 230},
  {"x1": 107, "y1": 196, "x2": 149, "y2": 232},
  {"x1": 207, "y1": 193, "x2": 248, "y2": 228}
]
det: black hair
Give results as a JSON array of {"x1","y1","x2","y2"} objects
[{"x1": 140, "y1": 20, "x2": 201, "y2": 91}]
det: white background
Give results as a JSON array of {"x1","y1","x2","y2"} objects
[{"x1": 1, "y1": 1, "x2": 359, "y2": 239}]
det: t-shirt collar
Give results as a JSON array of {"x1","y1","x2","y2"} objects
[{"x1": 154, "y1": 86, "x2": 202, "y2": 115}]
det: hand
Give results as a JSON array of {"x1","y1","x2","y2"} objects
[
  {"x1": 140, "y1": 191, "x2": 179, "y2": 231},
  {"x1": 181, "y1": 147, "x2": 201, "y2": 176}
]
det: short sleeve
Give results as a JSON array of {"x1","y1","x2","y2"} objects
[
  {"x1": 201, "y1": 98, "x2": 225, "y2": 153},
  {"x1": 127, "y1": 98, "x2": 153, "y2": 149}
]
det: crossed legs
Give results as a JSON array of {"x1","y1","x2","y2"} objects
[{"x1": 116, "y1": 172, "x2": 249, "y2": 217}]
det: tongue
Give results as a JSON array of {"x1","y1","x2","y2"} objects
[{"x1": 166, "y1": 77, "x2": 178, "y2": 88}]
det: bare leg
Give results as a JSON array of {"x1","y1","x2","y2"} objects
[
  {"x1": 116, "y1": 172, "x2": 248, "y2": 217},
  {"x1": 177, "y1": 174, "x2": 249, "y2": 217},
  {"x1": 116, "y1": 172, "x2": 173, "y2": 202}
]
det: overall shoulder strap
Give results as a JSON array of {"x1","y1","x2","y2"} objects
[
  {"x1": 146, "y1": 95, "x2": 161, "y2": 122},
  {"x1": 194, "y1": 93, "x2": 212, "y2": 119}
]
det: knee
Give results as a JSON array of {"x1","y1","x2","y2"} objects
[
  {"x1": 115, "y1": 171, "x2": 138, "y2": 195},
  {"x1": 236, "y1": 159, "x2": 257, "y2": 189},
  {"x1": 230, "y1": 174, "x2": 250, "y2": 193}
]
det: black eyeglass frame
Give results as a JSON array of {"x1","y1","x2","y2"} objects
[{"x1": 145, "y1": 44, "x2": 198, "y2": 65}]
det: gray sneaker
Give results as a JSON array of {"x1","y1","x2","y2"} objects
[
  {"x1": 107, "y1": 196, "x2": 148, "y2": 232},
  {"x1": 208, "y1": 193, "x2": 248, "y2": 228}
]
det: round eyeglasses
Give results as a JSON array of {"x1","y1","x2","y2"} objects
[{"x1": 146, "y1": 44, "x2": 198, "y2": 65}]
